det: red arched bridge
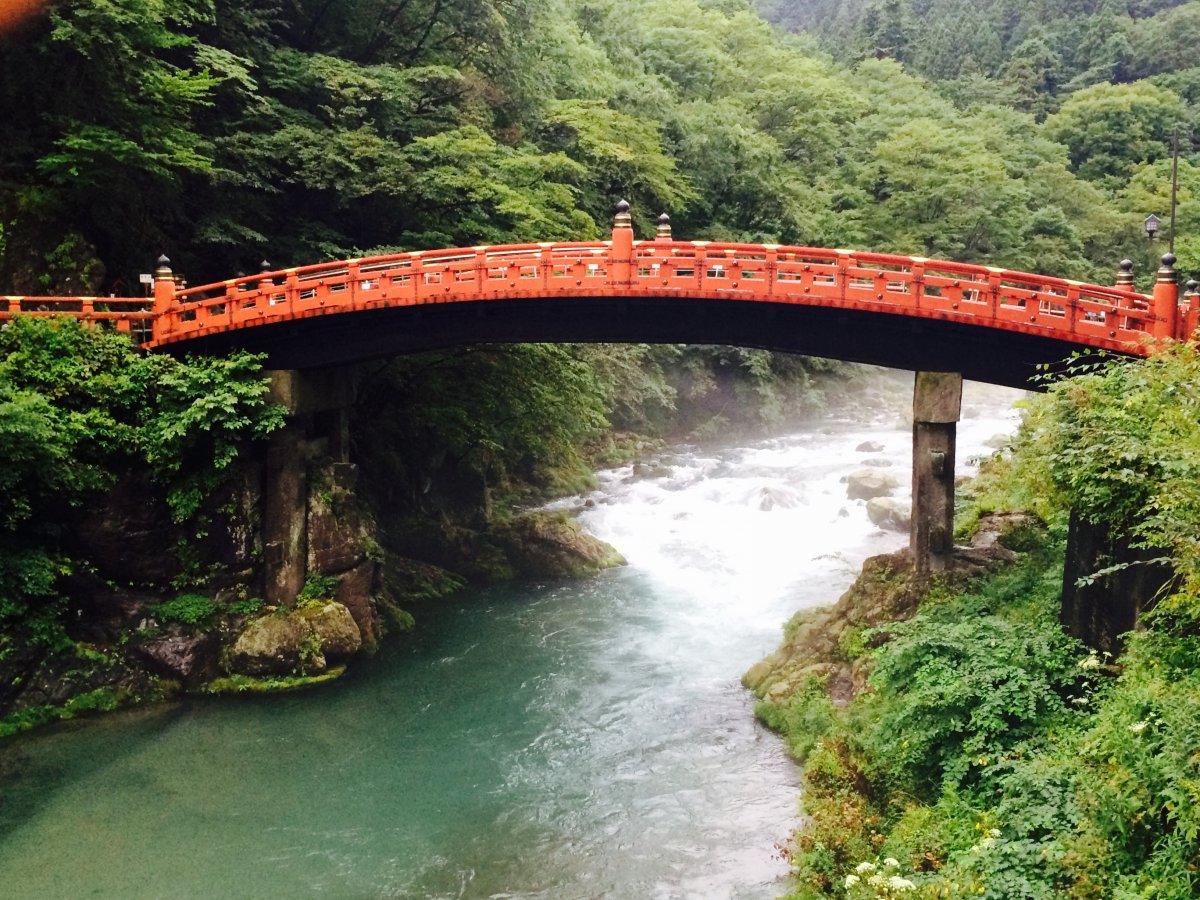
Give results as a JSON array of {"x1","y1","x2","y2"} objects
[{"x1": 1, "y1": 205, "x2": 1193, "y2": 388}]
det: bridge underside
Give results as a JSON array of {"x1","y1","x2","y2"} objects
[{"x1": 163, "y1": 296, "x2": 1116, "y2": 389}]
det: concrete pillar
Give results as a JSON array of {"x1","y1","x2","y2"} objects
[
  {"x1": 911, "y1": 371, "x2": 963, "y2": 575},
  {"x1": 263, "y1": 418, "x2": 307, "y2": 605}
]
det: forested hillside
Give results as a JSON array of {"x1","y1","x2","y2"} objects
[{"x1": 0, "y1": 0, "x2": 1191, "y2": 293}]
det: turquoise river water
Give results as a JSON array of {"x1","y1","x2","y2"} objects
[{"x1": 0, "y1": 382, "x2": 1019, "y2": 899}]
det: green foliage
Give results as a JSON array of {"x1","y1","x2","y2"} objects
[
  {"x1": 296, "y1": 573, "x2": 339, "y2": 604},
  {"x1": 150, "y1": 593, "x2": 219, "y2": 626},
  {"x1": 754, "y1": 676, "x2": 836, "y2": 762},
  {"x1": 142, "y1": 350, "x2": 284, "y2": 523},
  {"x1": 1044, "y1": 81, "x2": 1187, "y2": 185},
  {"x1": 354, "y1": 344, "x2": 609, "y2": 514},
  {"x1": 863, "y1": 612, "x2": 1084, "y2": 794},
  {"x1": 0, "y1": 318, "x2": 280, "y2": 661},
  {"x1": 1037, "y1": 346, "x2": 1200, "y2": 612},
  {"x1": 224, "y1": 595, "x2": 263, "y2": 616}
]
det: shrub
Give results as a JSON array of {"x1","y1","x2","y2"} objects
[{"x1": 151, "y1": 593, "x2": 218, "y2": 626}]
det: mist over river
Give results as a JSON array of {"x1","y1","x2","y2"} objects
[{"x1": 0, "y1": 380, "x2": 1021, "y2": 899}]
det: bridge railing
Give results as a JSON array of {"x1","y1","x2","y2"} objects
[
  {"x1": 147, "y1": 241, "x2": 1161, "y2": 353},
  {"x1": 0, "y1": 241, "x2": 1165, "y2": 356},
  {"x1": 0, "y1": 295, "x2": 155, "y2": 342}
]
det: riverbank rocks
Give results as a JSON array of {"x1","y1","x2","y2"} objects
[
  {"x1": 308, "y1": 462, "x2": 372, "y2": 574},
  {"x1": 866, "y1": 497, "x2": 910, "y2": 532},
  {"x1": 846, "y1": 469, "x2": 899, "y2": 500},
  {"x1": 226, "y1": 602, "x2": 362, "y2": 676},
  {"x1": 855, "y1": 440, "x2": 885, "y2": 453},
  {"x1": 744, "y1": 511, "x2": 1044, "y2": 708},
  {"x1": 496, "y1": 510, "x2": 626, "y2": 578},
  {"x1": 131, "y1": 626, "x2": 221, "y2": 688}
]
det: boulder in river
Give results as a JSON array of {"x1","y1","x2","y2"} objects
[
  {"x1": 754, "y1": 486, "x2": 801, "y2": 511},
  {"x1": 855, "y1": 440, "x2": 885, "y2": 453},
  {"x1": 866, "y1": 497, "x2": 911, "y2": 532},
  {"x1": 494, "y1": 510, "x2": 626, "y2": 578},
  {"x1": 846, "y1": 469, "x2": 899, "y2": 501},
  {"x1": 227, "y1": 602, "x2": 362, "y2": 676}
]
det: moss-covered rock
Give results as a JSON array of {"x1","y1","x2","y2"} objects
[
  {"x1": 494, "y1": 510, "x2": 626, "y2": 578},
  {"x1": 226, "y1": 602, "x2": 361, "y2": 676}
]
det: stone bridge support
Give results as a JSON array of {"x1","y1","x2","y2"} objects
[
  {"x1": 262, "y1": 367, "x2": 357, "y2": 605},
  {"x1": 911, "y1": 371, "x2": 962, "y2": 575}
]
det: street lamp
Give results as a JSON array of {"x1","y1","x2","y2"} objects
[{"x1": 1145, "y1": 213, "x2": 1162, "y2": 240}]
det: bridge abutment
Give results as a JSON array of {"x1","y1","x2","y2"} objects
[
  {"x1": 263, "y1": 368, "x2": 358, "y2": 604},
  {"x1": 911, "y1": 371, "x2": 962, "y2": 575}
]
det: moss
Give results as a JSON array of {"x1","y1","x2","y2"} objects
[
  {"x1": 0, "y1": 686, "x2": 129, "y2": 739},
  {"x1": 203, "y1": 666, "x2": 346, "y2": 695},
  {"x1": 387, "y1": 557, "x2": 466, "y2": 604}
]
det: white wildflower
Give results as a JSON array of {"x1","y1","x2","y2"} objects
[
  {"x1": 884, "y1": 857, "x2": 900, "y2": 868},
  {"x1": 1080, "y1": 652, "x2": 1101, "y2": 670},
  {"x1": 987, "y1": 828, "x2": 1001, "y2": 838},
  {"x1": 844, "y1": 873, "x2": 861, "y2": 888},
  {"x1": 867, "y1": 874, "x2": 885, "y2": 888},
  {"x1": 855, "y1": 861, "x2": 876, "y2": 874},
  {"x1": 888, "y1": 875, "x2": 917, "y2": 891},
  {"x1": 1129, "y1": 720, "x2": 1148, "y2": 733}
]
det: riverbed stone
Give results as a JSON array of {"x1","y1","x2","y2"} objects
[
  {"x1": 855, "y1": 440, "x2": 885, "y2": 452},
  {"x1": 866, "y1": 497, "x2": 911, "y2": 532},
  {"x1": 846, "y1": 469, "x2": 899, "y2": 500}
]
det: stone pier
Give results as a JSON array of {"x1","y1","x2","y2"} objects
[
  {"x1": 262, "y1": 367, "x2": 358, "y2": 605},
  {"x1": 911, "y1": 371, "x2": 962, "y2": 575}
]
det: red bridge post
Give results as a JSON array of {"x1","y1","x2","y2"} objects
[
  {"x1": 1184, "y1": 279, "x2": 1200, "y2": 341},
  {"x1": 151, "y1": 254, "x2": 175, "y2": 342},
  {"x1": 655, "y1": 212, "x2": 672, "y2": 241},
  {"x1": 1114, "y1": 258, "x2": 1134, "y2": 291},
  {"x1": 610, "y1": 200, "x2": 633, "y2": 288},
  {"x1": 1153, "y1": 253, "x2": 1178, "y2": 340}
]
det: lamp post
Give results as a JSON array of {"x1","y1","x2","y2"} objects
[
  {"x1": 1169, "y1": 129, "x2": 1180, "y2": 255},
  {"x1": 1145, "y1": 132, "x2": 1182, "y2": 248}
]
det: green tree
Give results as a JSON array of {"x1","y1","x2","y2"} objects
[{"x1": 1044, "y1": 80, "x2": 1187, "y2": 184}]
